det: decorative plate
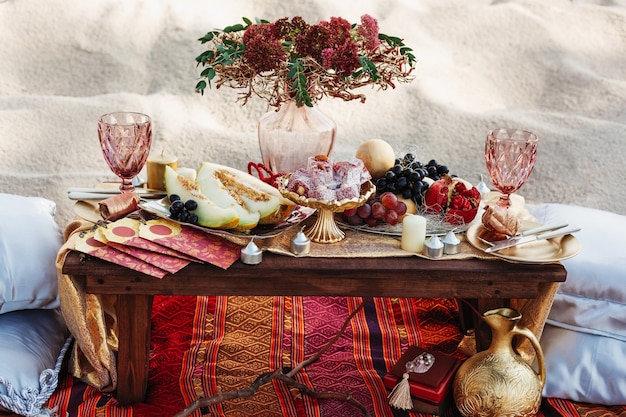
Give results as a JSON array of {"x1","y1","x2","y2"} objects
[
  {"x1": 466, "y1": 220, "x2": 581, "y2": 263},
  {"x1": 138, "y1": 198, "x2": 315, "y2": 239},
  {"x1": 337, "y1": 213, "x2": 473, "y2": 237}
]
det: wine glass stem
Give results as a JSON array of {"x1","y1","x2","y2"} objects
[
  {"x1": 120, "y1": 179, "x2": 135, "y2": 194},
  {"x1": 497, "y1": 193, "x2": 512, "y2": 208}
]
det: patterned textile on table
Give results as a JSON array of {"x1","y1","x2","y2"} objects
[{"x1": 45, "y1": 295, "x2": 626, "y2": 417}]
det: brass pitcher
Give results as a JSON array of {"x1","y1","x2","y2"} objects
[{"x1": 453, "y1": 307, "x2": 546, "y2": 417}]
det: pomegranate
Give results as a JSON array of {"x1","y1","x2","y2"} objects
[{"x1": 424, "y1": 174, "x2": 481, "y2": 225}]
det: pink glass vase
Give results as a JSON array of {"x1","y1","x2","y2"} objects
[{"x1": 258, "y1": 100, "x2": 337, "y2": 174}]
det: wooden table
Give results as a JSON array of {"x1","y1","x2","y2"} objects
[{"x1": 62, "y1": 250, "x2": 566, "y2": 405}]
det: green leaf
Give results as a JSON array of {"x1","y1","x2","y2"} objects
[
  {"x1": 197, "y1": 32, "x2": 216, "y2": 43},
  {"x1": 195, "y1": 50, "x2": 215, "y2": 64},
  {"x1": 224, "y1": 23, "x2": 245, "y2": 33},
  {"x1": 195, "y1": 80, "x2": 207, "y2": 94},
  {"x1": 219, "y1": 52, "x2": 234, "y2": 65},
  {"x1": 287, "y1": 65, "x2": 297, "y2": 79},
  {"x1": 242, "y1": 17, "x2": 253, "y2": 26},
  {"x1": 359, "y1": 56, "x2": 380, "y2": 81},
  {"x1": 379, "y1": 33, "x2": 402, "y2": 47},
  {"x1": 287, "y1": 60, "x2": 313, "y2": 107}
]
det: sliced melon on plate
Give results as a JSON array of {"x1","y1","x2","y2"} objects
[
  {"x1": 197, "y1": 162, "x2": 295, "y2": 225},
  {"x1": 163, "y1": 166, "x2": 239, "y2": 229}
]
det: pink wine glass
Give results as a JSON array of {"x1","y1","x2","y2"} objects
[
  {"x1": 485, "y1": 128, "x2": 538, "y2": 208},
  {"x1": 98, "y1": 112, "x2": 152, "y2": 194}
]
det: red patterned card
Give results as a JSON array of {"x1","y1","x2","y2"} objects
[
  {"x1": 138, "y1": 219, "x2": 241, "y2": 269},
  {"x1": 98, "y1": 217, "x2": 199, "y2": 262},
  {"x1": 94, "y1": 225, "x2": 191, "y2": 275},
  {"x1": 74, "y1": 230, "x2": 169, "y2": 278}
]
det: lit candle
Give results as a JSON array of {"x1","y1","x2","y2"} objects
[
  {"x1": 147, "y1": 149, "x2": 178, "y2": 191},
  {"x1": 401, "y1": 214, "x2": 427, "y2": 253}
]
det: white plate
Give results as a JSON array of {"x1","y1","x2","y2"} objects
[{"x1": 466, "y1": 220, "x2": 581, "y2": 263}]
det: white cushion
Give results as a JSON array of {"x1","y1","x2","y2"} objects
[
  {"x1": 0, "y1": 194, "x2": 63, "y2": 314},
  {"x1": 530, "y1": 203, "x2": 626, "y2": 340},
  {"x1": 530, "y1": 203, "x2": 626, "y2": 405},
  {"x1": 0, "y1": 308, "x2": 71, "y2": 416},
  {"x1": 540, "y1": 324, "x2": 626, "y2": 405}
]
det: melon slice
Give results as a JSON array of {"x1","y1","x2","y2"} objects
[
  {"x1": 163, "y1": 166, "x2": 239, "y2": 229},
  {"x1": 195, "y1": 168, "x2": 260, "y2": 230},
  {"x1": 196, "y1": 162, "x2": 295, "y2": 225}
]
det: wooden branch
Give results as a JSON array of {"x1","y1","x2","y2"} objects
[
  {"x1": 286, "y1": 297, "x2": 366, "y2": 378},
  {"x1": 173, "y1": 369, "x2": 283, "y2": 417},
  {"x1": 274, "y1": 373, "x2": 371, "y2": 417},
  {"x1": 173, "y1": 298, "x2": 370, "y2": 417}
]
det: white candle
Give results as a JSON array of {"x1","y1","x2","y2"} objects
[
  {"x1": 147, "y1": 149, "x2": 178, "y2": 191},
  {"x1": 401, "y1": 214, "x2": 427, "y2": 253}
]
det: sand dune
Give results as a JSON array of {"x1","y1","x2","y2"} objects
[{"x1": 1, "y1": 0, "x2": 624, "y2": 227}]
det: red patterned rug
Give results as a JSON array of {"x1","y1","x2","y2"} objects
[{"x1": 46, "y1": 296, "x2": 626, "y2": 417}]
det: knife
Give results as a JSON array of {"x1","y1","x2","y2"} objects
[
  {"x1": 515, "y1": 222, "x2": 569, "y2": 237},
  {"x1": 68, "y1": 191, "x2": 166, "y2": 200},
  {"x1": 68, "y1": 187, "x2": 166, "y2": 195},
  {"x1": 484, "y1": 226, "x2": 581, "y2": 253}
]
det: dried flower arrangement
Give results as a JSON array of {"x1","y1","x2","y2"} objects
[{"x1": 195, "y1": 15, "x2": 415, "y2": 108}]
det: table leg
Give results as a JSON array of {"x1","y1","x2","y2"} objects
[
  {"x1": 456, "y1": 298, "x2": 478, "y2": 336},
  {"x1": 474, "y1": 298, "x2": 510, "y2": 352},
  {"x1": 115, "y1": 294, "x2": 154, "y2": 405}
]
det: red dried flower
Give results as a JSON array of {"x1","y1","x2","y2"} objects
[
  {"x1": 242, "y1": 23, "x2": 273, "y2": 45},
  {"x1": 272, "y1": 16, "x2": 309, "y2": 41},
  {"x1": 295, "y1": 23, "x2": 331, "y2": 62},
  {"x1": 326, "y1": 16, "x2": 352, "y2": 47},
  {"x1": 321, "y1": 48, "x2": 335, "y2": 69},
  {"x1": 243, "y1": 24, "x2": 286, "y2": 72},
  {"x1": 322, "y1": 39, "x2": 360, "y2": 76},
  {"x1": 358, "y1": 14, "x2": 381, "y2": 50}
]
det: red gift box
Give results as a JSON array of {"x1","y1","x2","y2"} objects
[{"x1": 383, "y1": 346, "x2": 461, "y2": 405}]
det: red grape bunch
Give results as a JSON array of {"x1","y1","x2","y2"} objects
[{"x1": 342, "y1": 191, "x2": 407, "y2": 227}]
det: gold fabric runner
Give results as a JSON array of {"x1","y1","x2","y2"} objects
[{"x1": 265, "y1": 216, "x2": 493, "y2": 261}]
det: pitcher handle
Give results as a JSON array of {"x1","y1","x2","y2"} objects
[{"x1": 512, "y1": 325, "x2": 546, "y2": 388}]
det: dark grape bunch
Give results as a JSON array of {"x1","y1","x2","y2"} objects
[
  {"x1": 375, "y1": 154, "x2": 450, "y2": 206},
  {"x1": 168, "y1": 194, "x2": 199, "y2": 225}
]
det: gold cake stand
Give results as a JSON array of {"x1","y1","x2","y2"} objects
[{"x1": 279, "y1": 175, "x2": 375, "y2": 244}]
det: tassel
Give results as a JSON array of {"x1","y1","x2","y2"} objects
[{"x1": 387, "y1": 372, "x2": 413, "y2": 410}]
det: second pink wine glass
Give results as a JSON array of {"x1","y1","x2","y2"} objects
[
  {"x1": 98, "y1": 112, "x2": 153, "y2": 194},
  {"x1": 485, "y1": 128, "x2": 538, "y2": 208}
]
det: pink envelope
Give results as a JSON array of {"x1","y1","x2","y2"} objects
[
  {"x1": 74, "y1": 230, "x2": 169, "y2": 279},
  {"x1": 139, "y1": 219, "x2": 241, "y2": 269},
  {"x1": 99, "y1": 217, "x2": 198, "y2": 262},
  {"x1": 94, "y1": 229, "x2": 189, "y2": 275}
]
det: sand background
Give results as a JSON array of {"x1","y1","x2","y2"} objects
[{"x1": 1, "y1": 0, "x2": 625, "y2": 227}]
